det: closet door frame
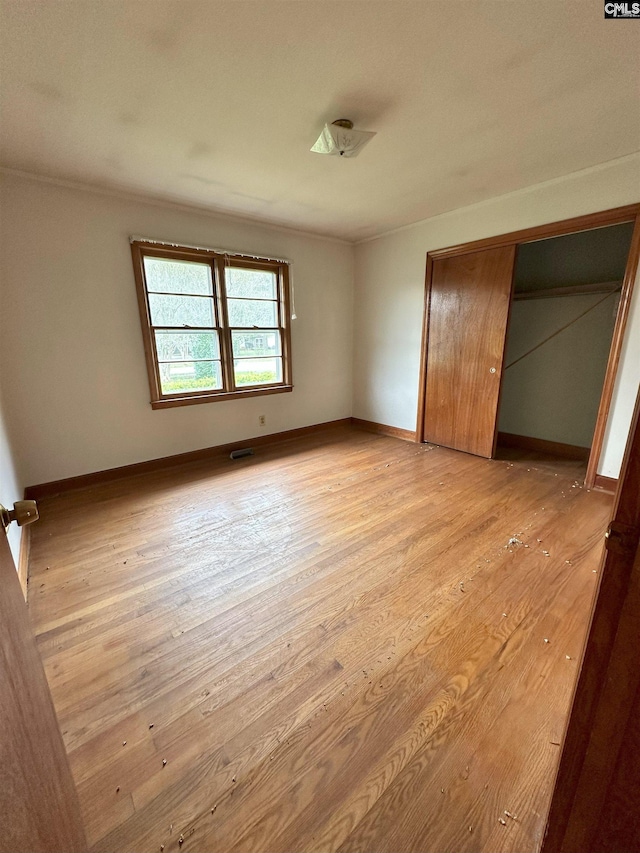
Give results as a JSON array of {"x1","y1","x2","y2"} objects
[{"x1": 416, "y1": 203, "x2": 640, "y2": 489}]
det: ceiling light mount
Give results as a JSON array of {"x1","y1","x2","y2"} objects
[{"x1": 311, "y1": 118, "x2": 376, "y2": 158}]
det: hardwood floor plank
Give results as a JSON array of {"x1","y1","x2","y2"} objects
[
  {"x1": 333, "y1": 506, "x2": 606, "y2": 853},
  {"x1": 27, "y1": 427, "x2": 611, "y2": 853},
  {"x1": 223, "y1": 497, "x2": 606, "y2": 853}
]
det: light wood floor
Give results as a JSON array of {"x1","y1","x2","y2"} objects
[{"x1": 28, "y1": 426, "x2": 613, "y2": 853}]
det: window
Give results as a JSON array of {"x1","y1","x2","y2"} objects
[{"x1": 131, "y1": 240, "x2": 293, "y2": 408}]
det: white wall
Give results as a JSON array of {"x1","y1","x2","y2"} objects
[
  {"x1": 0, "y1": 172, "x2": 354, "y2": 486},
  {"x1": 498, "y1": 294, "x2": 617, "y2": 447},
  {"x1": 0, "y1": 378, "x2": 23, "y2": 567},
  {"x1": 353, "y1": 155, "x2": 640, "y2": 477}
]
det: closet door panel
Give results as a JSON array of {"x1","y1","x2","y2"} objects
[{"x1": 423, "y1": 245, "x2": 515, "y2": 458}]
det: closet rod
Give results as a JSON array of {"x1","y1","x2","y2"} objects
[{"x1": 513, "y1": 281, "x2": 621, "y2": 301}]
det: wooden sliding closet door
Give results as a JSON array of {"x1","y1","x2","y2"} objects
[{"x1": 423, "y1": 245, "x2": 515, "y2": 458}]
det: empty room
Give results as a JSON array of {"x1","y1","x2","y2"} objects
[{"x1": 1, "y1": 3, "x2": 640, "y2": 853}]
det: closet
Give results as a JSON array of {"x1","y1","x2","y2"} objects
[
  {"x1": 418, "y1": 205, "x2": 640, "y2": 485},
  {"x1": 497, "y1": 223, "x2": 634, "y2": 457}
]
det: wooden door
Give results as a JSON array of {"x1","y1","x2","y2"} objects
[
  {"x1": 423, "y1": 245, "x2": 515, "y2": 457},
  {"x1": 0, "y1": 530, "x2": 86, "y2": 853},
  {"x1": 543, "y1": 387, "x2": 640, "y2": 853}
]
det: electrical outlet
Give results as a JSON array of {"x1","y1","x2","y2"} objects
[{"x1": 259, "y1": 415, "x2": 266, "y2": 426}]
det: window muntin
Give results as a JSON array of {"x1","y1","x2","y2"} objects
[{"x1": 132, "y1": 242, "x2": 292, "y2": 408}]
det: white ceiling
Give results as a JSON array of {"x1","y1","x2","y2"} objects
[{"x1": 1, "y1": 1, "x2": 638, "y2": 241}]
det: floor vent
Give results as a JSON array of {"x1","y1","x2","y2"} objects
[{"x1": 229, "y1": 448, "x2": 254, "y2": 460}]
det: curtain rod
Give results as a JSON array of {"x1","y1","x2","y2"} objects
[{"x1": 129, "y1": 235, "x2": 291, "y2": 265}]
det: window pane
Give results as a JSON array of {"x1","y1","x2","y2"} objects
[
  {"x1": 226, "y1": 267, "x2": 277, "y2": 299},
  {"x1": 232, "y1": 330, "x2": 280, "y2": 359},
  {"x1": 149, "y1": 293, "x2": 214, "y2": 328},
  {"x1": 144, "y1": 257, "x2": 213, "y2": 295},
  {"x1": 155, "y1": 331, "x2": 219, "y2": 362},
  {"x1": 234, "y1": 357, "x2": 282, "y2": 387},
  {"x1": 227, "y1": 299, "x2": 277, "y2": 328},
  {"x1": 159, "y1": 360, "x2": 222, "y2": 394}
]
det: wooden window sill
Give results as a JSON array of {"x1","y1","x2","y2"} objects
[{"x1": 150, "y1": 385, "x2": 293, "y2": 409}]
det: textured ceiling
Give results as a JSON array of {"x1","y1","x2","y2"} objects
[{"x1": 1, "y1": 1, "x2": 638, "y2": 241}]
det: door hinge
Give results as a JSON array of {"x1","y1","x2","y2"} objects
[{"x1": 604, "y1": 521, "x2": 640, "y2": 557}]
